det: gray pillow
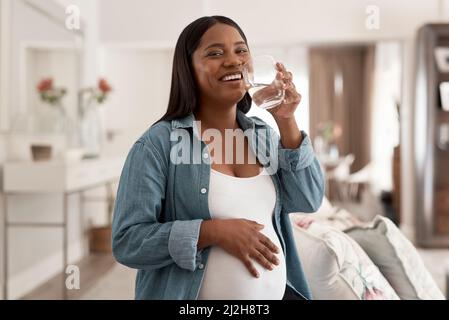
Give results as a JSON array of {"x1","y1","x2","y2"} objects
[{"x1": 346, "y1": 215, "x2": 445, "y2": 300}]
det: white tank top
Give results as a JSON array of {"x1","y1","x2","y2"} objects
[{"x1": 197, "y1": 167, "x2": 287, "y2": 300}]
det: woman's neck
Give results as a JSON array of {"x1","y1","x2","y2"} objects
[{"x1": 194, "y1": 104, "x2": 240, "y2": 133}]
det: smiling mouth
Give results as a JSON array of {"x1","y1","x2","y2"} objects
[{"x1": 219, "y1": 73, "x2": 243, "y2": 82}]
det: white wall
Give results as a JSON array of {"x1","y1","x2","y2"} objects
[
  {"x1": 0, "y1": 2, "x2": 6, "y2": 297},
  {"x1": 9, "y1": 0, "x2": 81, "y2": 118},
  {"x1": 54, "y1": 0, "x2": 99, "y2": 85},
  {"x1": 0, "y1": 0, "x2": 10, "y2": 133},
  {"x1": 98, "y1": 0, "x2": 205, "y2": 45},
  {"x1": 98, "y1": 48, "x2": 173, "y2": 155}
]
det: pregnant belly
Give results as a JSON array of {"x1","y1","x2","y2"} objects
[{"x1": 197, "y1": 229, "x2": 287, "y2": 300}]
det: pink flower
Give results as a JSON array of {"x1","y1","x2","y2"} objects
[
  {"x1": 36, "y1": 78, "x2": 66, "y2": 106},
  {"x1": 333, "y1": 124, "x2": 343, "y2": 139},
  {"x1": 37, "y1": 78, "x2": 53, "y2": 92},
  {"x1": 98, "y1": 78, "x2": 112, "y2": 93}
]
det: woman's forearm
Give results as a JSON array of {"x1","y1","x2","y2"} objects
[
  {"x1": 274, "y1": 117, "x2": 303, "y2": 149},
  {"x1": 197, "y1": 219, "x2": 221, "y2": 249}
]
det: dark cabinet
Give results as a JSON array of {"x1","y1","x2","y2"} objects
[{"x1": 415, "y1": 24, "x2": 449, "y2": 247}]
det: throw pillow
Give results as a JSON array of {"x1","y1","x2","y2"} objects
[
  {"x1": 345, "y1": 215, "x2": 445, "y2": 300},
  {"x1": 290, "y1": 215, "x2": 399, "y2": 300}
]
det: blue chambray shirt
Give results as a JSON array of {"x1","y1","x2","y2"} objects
[{"x1": 112, "y1": 109, "x2": 324, "y2": 300}]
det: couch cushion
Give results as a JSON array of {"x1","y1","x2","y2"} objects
[
  {"x1": 291, "y1": 215, "x2": 399, "y2": 300},
  {"x1": 345, "y1": 215, "x2": 445, "y2": 300}
]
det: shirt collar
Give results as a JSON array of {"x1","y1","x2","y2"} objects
[
  {"x1": 171, "y1": 113, "x2": 195, "y2": 129},
  {"x1": 171, "y1": 108, "x2": 266, "y2": 130}
]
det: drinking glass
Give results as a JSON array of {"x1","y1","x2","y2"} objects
[{"x1": 243, "y1": 55, "x2": 285, "y2": 110}]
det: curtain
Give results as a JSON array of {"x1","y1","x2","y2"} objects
[{"x1": 309, "y1": 45, "x2": 375, "y2": 172}]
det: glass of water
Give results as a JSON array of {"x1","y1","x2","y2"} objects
[{"x1": 243, "y1": 55, "x2": 285, "y2": 110}]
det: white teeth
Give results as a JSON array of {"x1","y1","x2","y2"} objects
[{"x1": 221, "y1": 73, "x2": 242, "y2": 81}]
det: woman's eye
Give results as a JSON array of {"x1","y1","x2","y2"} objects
[
  {"x1": 237, "y1": 48, "x2": 249, "y2": 54},
  {"x1": 207, "y1": 51, "x2": 222, "y2": 57}
]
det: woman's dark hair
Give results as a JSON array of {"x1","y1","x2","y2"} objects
[{"x1": 155, "y1": 16, "x2": 252, "y2": 124}]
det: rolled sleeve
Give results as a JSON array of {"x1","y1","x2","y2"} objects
[
  {"x1": 278, "y1": 131, "x2": 315, "y2": 171},
  {"x1": 168, "y1": 219, "x2": 203, "y2": 271},
  {"x1": 274, "y1": 130, "x2": 325, "y2": 214},
  {"x1": 113, "y1": 139, "x2": 204, "y2": 272}
]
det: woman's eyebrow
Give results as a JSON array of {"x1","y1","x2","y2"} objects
[{"x1": 204, "y1": 41, "x2": 247, "y2": 50}]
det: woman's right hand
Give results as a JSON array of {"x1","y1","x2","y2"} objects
[{"x1": 199, "y1": 219, "x2": 280, "y2": 278}]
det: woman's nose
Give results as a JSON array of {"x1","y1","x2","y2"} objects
[{"x1": 223, "y1": 53, "x2": 245, "y2": 67}]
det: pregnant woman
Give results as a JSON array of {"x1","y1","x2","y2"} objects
[{"x1": 112, "y1": 15, "x2": 324, "y2": 300}]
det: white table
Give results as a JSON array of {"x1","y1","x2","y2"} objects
[{"x1": 2, "y1": 156, "x2": 125, "y2": 299}]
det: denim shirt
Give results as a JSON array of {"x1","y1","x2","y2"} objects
[{"x1": 112, "y1": 109, "x2": 325, "y2": 300}]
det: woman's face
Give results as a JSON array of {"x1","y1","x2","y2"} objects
[{"x1": 192, "y1": 23, "x2": 250, "y2": 108}]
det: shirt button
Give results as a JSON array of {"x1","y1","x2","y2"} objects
[
  {"x1": 198, "y1": 263, "x2": 204, "y2": 270},
  {"x1": 203, "y1": 153, "x2": 209, "y2": 159},
  {"x1": 200, "y1": 188, "x2": 207, "y2": 194}
]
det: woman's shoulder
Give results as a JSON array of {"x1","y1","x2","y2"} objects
[{"x1": 135, "y1": 120, "x2": 172, "y2": 154}]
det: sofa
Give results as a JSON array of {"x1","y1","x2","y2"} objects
[{"x1": 290, "y1": 197, "x2": 446, "y2": 300}]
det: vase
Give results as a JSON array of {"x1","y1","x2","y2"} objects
[
  {"x1": 328, "y1": 143, "x2": 340, "y2": 160},
  {"x1": 79, "y1": 106, "x2": 103, "y2": 158},
  {"x1": 36, "y1": 102, "x2": 69, "y2": 134}
]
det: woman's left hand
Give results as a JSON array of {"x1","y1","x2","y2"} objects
[{"x1": 266, "y1": 63, "x2": 301, "y2": 120}]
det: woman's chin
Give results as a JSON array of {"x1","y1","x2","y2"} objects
[{"x1": 220, "y1": 91, "x2": 246, "y2": 106}]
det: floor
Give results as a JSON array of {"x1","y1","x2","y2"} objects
[
  {"x1": 416, "y1": 248, "x2": 449, "y2": 298},
  {"x1": 22, "y1": 253, "x2": 121, "y2": 300},
  {"x1": 81, "y1": 261, "x2": 136, "y2": 299}
]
